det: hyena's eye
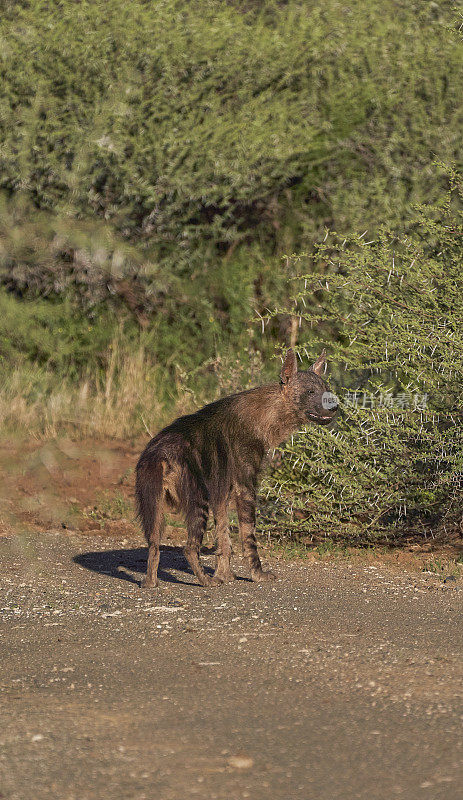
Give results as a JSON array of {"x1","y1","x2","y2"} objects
[{"x1": 303, "y1": 390, "x2": 315, "y2": 399}]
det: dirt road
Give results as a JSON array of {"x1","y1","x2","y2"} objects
[{"x1": 1, "y1": 529, "x2": 462, "y2": 800}]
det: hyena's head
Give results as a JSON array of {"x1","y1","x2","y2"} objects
[{"x1": 280, "y1": 348, "x2": 338, "y2": 426}]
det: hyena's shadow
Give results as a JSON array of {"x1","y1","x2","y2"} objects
[{"x1": 74, "y1": 545, "x2": 218, "y2": 587}]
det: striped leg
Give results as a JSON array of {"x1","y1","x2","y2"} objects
[{"x1": 235, "y1": 488, "x2": 275, "y2": 582}]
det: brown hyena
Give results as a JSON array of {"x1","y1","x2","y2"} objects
[{"x1": 135, "y1": 349, "x2": 338, "y2": 588}]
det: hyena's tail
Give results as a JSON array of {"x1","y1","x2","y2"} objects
[{"x1": 135, "y1": 454, "x2": 165, "y2": 542}]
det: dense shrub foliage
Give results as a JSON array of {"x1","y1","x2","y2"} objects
[
  {"x1": 260, "y1": 175, "x2": 463, "y2": 544},
  {"x1": 0, "y1": 0, "x2": 462, "y2": 376}
]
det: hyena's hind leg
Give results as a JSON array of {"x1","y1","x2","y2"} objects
[
  {"x1": 184, "y1": 499, "x2": 223, "y2": 588},
  {"x1": 143, "y1": 515, "x2": 165, "y2": 589},
  {"x1": 235, "y1": 487, "x2": 276, "y2": 582},
  {"x1": 135, "y1": 459, "x2": 166, "y2": 589},
  {"x1": 212, "y1": 500, "x2": 236, "y2": 583}
]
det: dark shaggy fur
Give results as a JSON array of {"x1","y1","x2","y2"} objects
[{"x1": 135, "y1": 349, "x2": 338, "y2": 588}]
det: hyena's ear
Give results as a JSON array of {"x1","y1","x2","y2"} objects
[
  {"x1": 280, "y1": 348, "x2": 298, "y2": 385},
  {"x1": 311, "y1": 349, "x2": 327, "y2": 376}
]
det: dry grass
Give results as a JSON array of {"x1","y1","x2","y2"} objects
[
  {"x1": 0, "y1": 345, "x2": 197, "y2": 440},
  {"x1": 0, "y1": 327, "x2": 266, "y2": 440}
]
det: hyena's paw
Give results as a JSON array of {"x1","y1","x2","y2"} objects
[
  {"x1": 200, "y1": 574, "x2": 223, "y2": 588},
  {"x1": 251, "y1": 569, "x2": 276, "y2": 582},
  {"x1": 140, "y1": 577, "x2": 159, "y2": 590},
  {"x1": 213, "y1": 569, "x2": 237, "y2": 584}
]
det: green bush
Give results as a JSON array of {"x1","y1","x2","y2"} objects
[
  {"x1": 260, "y1": 171, "x2": 463, "y2": 544},
  {"x1": 2, "y1": 0, "x2": 460, "y2": 242},
  {"x1": 0, "y1": 0, "x2": 461, "y2": 373}
]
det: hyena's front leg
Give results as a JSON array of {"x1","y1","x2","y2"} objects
[
  {"x1": 235, "y1": 488, "x2": 276, "y2": 582},
  {"x1": 213, "y1": 501, "x2": 236, "y2": 583}
]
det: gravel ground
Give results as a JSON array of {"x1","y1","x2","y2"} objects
[{"x1": 1, "y1": 529, "x2": 462, "y2": 800}]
